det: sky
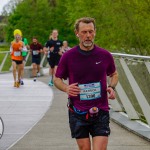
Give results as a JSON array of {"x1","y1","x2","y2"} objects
[{"x1": 0, "y1": 0, "x2": 10, "y2": 14}]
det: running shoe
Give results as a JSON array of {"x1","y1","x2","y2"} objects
[
  {"x1": 14, "y1": 82, "x2": 17, "y2": 87},
  {"x1": 48, "y1": 80, "x2": 53, "y2": 86},
  {"x1": 20, "y1": 80, "x2": 24, "y2": 85},
  {"x1": 16, "y1": 81, "x2": 20, "y2": 88},
  {"x1": 37, "y1": 72, "x2": 41, "y2": 77},
  {"x1": 33, "y1": 78, "x2": 37, "y2": 82}
]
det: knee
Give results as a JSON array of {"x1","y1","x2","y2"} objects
[
  {"x1": 78, "y1": 144, "x2": 91, "y2": 150},
  {"x1": 32, "y1": 64, "x2": 37, "y2": 69},
  {"x1": 13, "y1": 68, "x2": 17, "y2": 72},
  {"x1": 79, "y1": 146, "x2": 91, "y2": 150}
]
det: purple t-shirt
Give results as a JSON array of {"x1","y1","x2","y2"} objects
[{"x1": 55, "y1": 45, "x2": 116, "y2": 111}]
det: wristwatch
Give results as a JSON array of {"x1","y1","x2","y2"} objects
[{"x1": 108, "y1": 85, "x2": 115, "y2": 91}]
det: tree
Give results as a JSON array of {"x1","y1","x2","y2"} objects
[{"x1": 3, "y1": 0, "x2": 150, "y2": 55}]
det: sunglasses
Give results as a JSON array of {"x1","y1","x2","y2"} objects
[{"x1": 15, "y1": 35, "x2": 21, "y2": 39}]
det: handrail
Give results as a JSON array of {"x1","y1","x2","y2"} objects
[{"x1": 112, "y1": 52, "x2": 150, "y2": 60}]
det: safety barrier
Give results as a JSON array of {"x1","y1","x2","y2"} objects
[
  {"x1": 111, "y1": 53, "x2": 150, "y2": 127},
  {"x1": 0, "y1": 51, "x2": 47, "y2": 77}
]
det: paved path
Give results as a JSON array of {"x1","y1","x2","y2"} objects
[
  {"x1": 0, "y1": 71, "x2": 150, "y2": 150},
  {"x1": 0, "y1": 73, "x2": 53, "y2": 150}
]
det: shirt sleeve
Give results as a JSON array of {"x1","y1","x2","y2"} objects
[
  {"x1": 39, "y1": 43, "x2": 43, "y2": 49},
  {"x1": 30, "y1": 44, "x2": 33, "y2": 50},
  {"x1": 45, "y1": 41, "x2": 50, "y2": 48},
  {"x1": 55, "y1": 53, "x2": 68, "y2": 80},
  {"x1": 107, "y1": 53, "x2": 116, "y2": 76}
]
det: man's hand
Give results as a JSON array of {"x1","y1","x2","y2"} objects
[
  {"x1": 65, "y1": 83, "x2": 80, "y2": 96},
  {"x1": 19, "y1": 47, "x2": 22, "y2": 51},
  {"x1": 50, "y1": 46, "x2": 54, "y2": 52},
  {"x1": 107, "y1": 87, "x2": 116, "y2": 99}
]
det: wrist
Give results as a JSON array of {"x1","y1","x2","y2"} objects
[
  {"x1": 108, "y1": 85, "x2": 116, "y2": 91},
  {"x1": 63, "y1": 85, "x2": 68, "y2": 93}
]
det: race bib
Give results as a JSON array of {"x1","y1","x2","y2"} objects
[
  {"x1": 79, "y1": 82, "x2": 101, "y2": 100},
  {"x1": 33, "y1": 50, "x2": 39, "y2": 55},
  {"x1": 14, "y1": 51, "x2": 21, "y2": 56}
]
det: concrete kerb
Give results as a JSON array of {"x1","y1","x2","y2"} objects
[{"x1": 110, "y1": 109, "x2": 150, "y2": 142}]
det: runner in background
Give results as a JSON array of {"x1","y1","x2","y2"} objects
[
  {"x1": 20, "y1": 35, "x2": 29, "y2": 85},
  {"x1": 44, "y1": 29, "x2": 63, "y2": 86},
  {"x1": 30, "y1": 37, "x2": 43, "y2": 82},
  {"x1": 10, "y1": 29, "x2": 27, "y2": 88},
  {"x1": 43, "y1": 34, "x2": 52, "y2": 80},
  {"x1": 59, "y1": 40, "x2": 71, "y2": 55}
]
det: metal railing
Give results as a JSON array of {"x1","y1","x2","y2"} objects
[
  {"x1": 0, "y1": 50, "x2": 150, "y2": 127},
  {"x1": 111, "y1": 53, "x2": 150, "y2": 127},
  {"x1": 0, "y1": 51, "x2": 47, "y2": 73}
]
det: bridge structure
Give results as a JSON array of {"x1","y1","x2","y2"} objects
[{"x1": 0, "y1": 51, "x2": 150, "y2": 149}]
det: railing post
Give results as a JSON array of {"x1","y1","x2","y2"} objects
[
  {"x1": 119, "y1": 58, "x2": 150, "y2": 126},
  {"x1": 145, "y1": 61, "x2": 150, "y2": 74},
  {"x1": 0, "y1": 52, "x2": 9, "y2": 72},
  {"x1": 40, "y1": 54, "x2": 46, "y2": 67},
  {"x1": 24, "y1": 52, "x2": 30, "y2": 66},
  {"x1": 116, "y1": 82, "x2": 139, "y2": 120}
]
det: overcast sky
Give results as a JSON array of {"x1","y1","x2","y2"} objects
[{"x1": 0, "y1": 0, "x2": 10, "y2": 14}]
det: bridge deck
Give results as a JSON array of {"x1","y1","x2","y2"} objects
[{"x1": 0, "y1": 71, "x2": 149, "y2": 150}]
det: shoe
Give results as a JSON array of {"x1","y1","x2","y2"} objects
[
  {"x1": 20, "y1": 80, "x2": 24, "y2": 85},
  {"x1": 48, "y1": 80, "x2": 53, "y2": 86},
  {"x1": 14, "y1": 82, "x2": 17, "y2": 87},
  {"x1": 33, "y1": 78, "x2": 37, "y2": 82},
  {"x1": 37, "y1": 72, "x2": 41, "y2": 77},
  {"x1": 16, "y1": 81, "x2": 20, "y2": 88}
]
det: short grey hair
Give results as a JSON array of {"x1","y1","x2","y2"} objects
[{"x1": 74, "y1": 17, "x2": 96, "y2": 31}]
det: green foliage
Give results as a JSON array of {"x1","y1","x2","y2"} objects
[{"x1": 2, "y1": 0, "x2": 150, "y2": 55}]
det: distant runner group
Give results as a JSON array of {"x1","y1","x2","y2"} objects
[{"x1": 10, "y1": 29, "x2": 71, "y2": 88}]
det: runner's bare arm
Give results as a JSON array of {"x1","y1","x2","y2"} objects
[
  {"x1": 10, "y1": 45, "x2": 13, "y2": 54},
  {"x1": 43, "y1": 47, "x2": 48, "y2": 55},
  {"x1": 107, "y1": 70, "x2": 118, "y2": 99},
  {"x1": 22, "y1": 42, "x2": 27, "y2": 52},
  {"x1": 54, "y1": 77, "x2": 80, "y2": 96},
  {"x1": 108, "y1": 70, "x2": 118, "y2": 88}
]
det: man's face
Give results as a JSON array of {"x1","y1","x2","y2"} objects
[
  {"x1": 76, "y1": 22, "x2": 96, "y2": 50},
  {"x1": 33, "y1": 38, "x2": 37, "y2": 44}
]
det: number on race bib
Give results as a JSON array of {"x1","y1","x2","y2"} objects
[
  {"x1": 79, "y1": 82, "x2": 101, "y2": 100},
  {"x1": 33, "y1": 51, "x2": 39, "y2": 55},
  {"x1": 14, "y1": 51, "x2": 21, "y2": 56}
]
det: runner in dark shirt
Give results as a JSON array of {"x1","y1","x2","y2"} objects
[
  {"x1": 45, "y1": 29, "x2": 63, "y2": 86},
  {"x1": 54, "y1": 17, "x2": 118, "y2": 150},
  {"x1": 30, "y1": 37, "x2": 43, "y2": 82}
]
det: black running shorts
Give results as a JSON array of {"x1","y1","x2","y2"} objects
[
  {"x1": 47, "y1": 53, "x2": 61, "y2": 68},
  {"x1": 12, "y1": 59, "x2": 23, "y2": 65},
  {"x1": 69, "y1": 109, "x2": 110, "y2": 139},
  {"x1": 32, "y1": 57, "x2": 41, "y2": 65}
]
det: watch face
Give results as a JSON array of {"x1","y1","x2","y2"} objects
[{"x1": 0, "y1": 117, "x2": 4, "y2": 139}]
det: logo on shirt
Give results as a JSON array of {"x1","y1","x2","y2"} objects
[
  {"x1": 96, "y1": 61, "x2": 102, "y2": 64},
  {"x1": 56, "y1": 42, "x2": 61, "y2": 45}
]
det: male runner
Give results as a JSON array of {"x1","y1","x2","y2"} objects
[
  {"x1": 54, "y1": 17, "x2": 118, "y2": 150},
  {"x1": 30, "y1": 37, "x2": 43, "y2": 82}
]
